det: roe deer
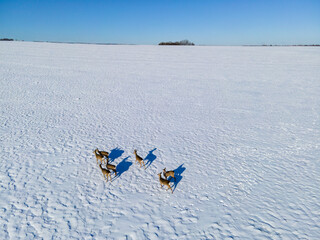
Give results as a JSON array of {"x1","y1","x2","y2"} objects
[
  {"x1": 163, "y1": 168, "x2": 176, "y2": 181},
  {"x1": 99, "y1": 164, "x2": 111, "y2": 182},
  {"x1": 98, "y1": 149, "x2": 109, "y2": 159},
  {"x1": 134, "y1": 149, "x2": 146, "y2": 169},
  {"x1": 106, "y1": 158, "x2": 117, "y2": 176},
  {"x1": 94, "y1": 149, "x2": 105, "y2": 164},
  {"x1": 158, "y1": 173, "x2": 173, "y2": 193}
]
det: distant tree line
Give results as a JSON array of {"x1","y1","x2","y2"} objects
[
  {"x1": 0, "y1": 38, "x2": 14, "y2": 41},
  {"x1": 159, "y1": 40, "x2": 194, "y2": 46}
]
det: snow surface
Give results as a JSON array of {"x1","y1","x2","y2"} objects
[{"x1": 1, "y1": 41, "x2": 320, "y2": 239}]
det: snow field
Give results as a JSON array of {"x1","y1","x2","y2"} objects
[{"x1": 0, "y1": 41, "x2": 320, "y2": 239}]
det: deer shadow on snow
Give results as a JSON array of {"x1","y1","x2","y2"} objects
[
  {"x1": 172, "y1": 164, "x2": 186, "y2": 192},
  {"x1": 109, "y1": 147, "x2": 124, "y2": 162},
  {"x1": 112, "y1": 156, "x2": 132, "y2": 181},
  {"x1": 144, "y1": 148, "x2": 157, "y2": 169}
]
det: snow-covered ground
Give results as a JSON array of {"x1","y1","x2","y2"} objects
[{"x1": 0, "y1": 41, "x2": 319, "y2": 239}]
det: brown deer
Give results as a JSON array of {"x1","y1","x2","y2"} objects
[
  {"x1": 163, "y1": 168, "x2": 176, "y2": 181},
  {"x1": 158, "y1": 173, "x2": 173, "y2": 193},
  {"x1": 98, "y1": 149, "x2": 109, "y2": 160},
  {"x1": 134, "y1": 149, "x2": 146, "y2": 169},
  {"x1": 106, "y1": 158, "x2": 117, "y2": 176},
  {"x1": 99, "y1": 164, "x2": 111, "y2": 182},
  {"x1": 94, "y1": 149, "x2": 105, "y2": 164}
]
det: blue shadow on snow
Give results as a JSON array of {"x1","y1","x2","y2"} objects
[
  {"x1": 172, "y1": 164, "x2": 186, "y2": 192},
  {"x1": 109, "y1": 147, "x2": 124, "y2": 162},
  {"x1": 144, "y1": 148, "x2": 157, "y2": 169},
  {"x1": 112, "y1": 156, "x2": 132, "y2": 181}
]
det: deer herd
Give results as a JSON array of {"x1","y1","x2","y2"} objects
[{"x1": 93, "y1": 148, "x2": 176, "y2": 193}]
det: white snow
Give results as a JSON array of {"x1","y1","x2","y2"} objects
[{"x1": 0, "y1": 41, "x2": 320, "y2": 239}]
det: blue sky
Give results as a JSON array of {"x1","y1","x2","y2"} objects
[{"x1": 0, "y1": 0, "x2": 319, "y2": 45}]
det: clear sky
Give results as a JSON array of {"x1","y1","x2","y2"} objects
[{"x1": 1, "y1": 0, "x2": 319, "y2": 45}]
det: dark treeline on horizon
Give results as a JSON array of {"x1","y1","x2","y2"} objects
[
  {"x1": 0, "y1": 38, "x2": 14, "y2": 41},
  {"x1": 159, "y1": 40, "x2": 195, "y2": 46}
]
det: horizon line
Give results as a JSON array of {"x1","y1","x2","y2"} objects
[{"x1": 1, "y1": 39, "x2": 319, "y2": 47}]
